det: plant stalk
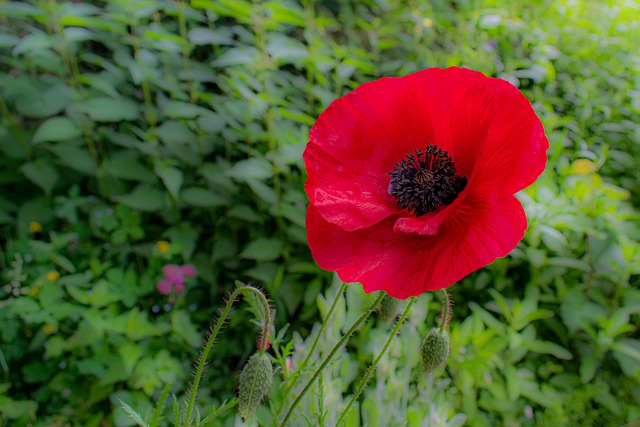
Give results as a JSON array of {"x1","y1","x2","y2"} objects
[
  {"x1": 184, "y1": 285, "x2": 270, "y2": 425},
  {"x1": 335, "y1": 296, "x2": 417, "y2": 426},
  {"x1": 276, "y1": 292, "x2": 385, "y2": 427}
]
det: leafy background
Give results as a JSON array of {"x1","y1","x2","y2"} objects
[{"x1": 1, "y1": 0, "x2": 639, "y2": 425}]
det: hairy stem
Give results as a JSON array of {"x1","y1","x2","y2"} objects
[
  {"x1": 274, "y1": 283, "x2": 348, "y2": 417},
  {"x1": 438, "y1": 289, "x2": 452, "y2": 333},
  {"x1": 335, "y1": 296, "x2": 417, "y2": 425},
  {"x1": 276, "y1": 293, "x2": 385, "y2": 427},
  {"x1": 184, "y1": 285, "x2": 270, "y2": 426}
]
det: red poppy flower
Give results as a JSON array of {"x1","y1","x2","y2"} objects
[{"x1": 304, "y1": 67, "x2": 548, "y2": 299}]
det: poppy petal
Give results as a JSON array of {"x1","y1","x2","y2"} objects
[
  {"x1": 307, "y1": 195, "x2": 527, "y2": 299},
  {"x1": 404, "y1": 67, "x2": 497, "y2": 177},
  {"x1": 471, "y1": 77, "x2": 549, "y2": 195},
  {"x1": 305, "y1": 67, "x2": 501, "y2": 231}
]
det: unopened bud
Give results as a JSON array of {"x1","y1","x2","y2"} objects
[
  {"x1": 420, "y1": 328, "x2": 450, "y2": 375},
  {"x1": 238, "y1": 353, "x2": 273, "y2": 419},
  {"x1": 378, "y1": 295, "x2": 399, "y2": 322}
]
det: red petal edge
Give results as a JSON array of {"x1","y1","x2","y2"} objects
[{"x1": 306, "y1": 195, "x2": 528, "y2": 299}]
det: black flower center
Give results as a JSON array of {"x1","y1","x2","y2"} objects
[{"x1": 388, "y1": 145, "x2": 467, "y2": 217}]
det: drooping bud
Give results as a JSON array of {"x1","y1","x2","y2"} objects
[
  {"x1": 378, "y1": 295, "x2": 400, "y2": 322},
  {"x1": 420, "y1": 328, "x2": 450, "y2": 375},
  {"x1": 238, "y1": 353, "x2": 273, "y2": 419}
]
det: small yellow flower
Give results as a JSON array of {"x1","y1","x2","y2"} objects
[
  {"x1": 156, "y1": 241, "x2": 171, "y2": 253},
  {"x1": 43, "y1": 324, "x2": 56, "y2": 335},
  {"x1": 29, "y1": 221, "x2": 43, "y2": 233},
  {"x1": 422, "y1": 17, "x2": 434, "y2": 27},
  {"x1": 570, "y1": 159, "x2": 597, "y2": 175},
  {"x1": 47, "y1": 271, "x2": 60, "y2": 282}
]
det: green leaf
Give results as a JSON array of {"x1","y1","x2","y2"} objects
[
  {"x1": 522, "y1": 340, "x2": 573, "y2": 360},
  {"x1": 150, "y1": 384, "x2": 171, "y2": 427},
  {"x1": 119, "y1": 342, "x2": 142, "y2": 376},
  {"x1": 52, "y1": 254, "x2": 76, "y2": 273},
  {"x1": 188, "y1": 28, "x2": 233, "y2": 45},
  {"x1": 154, "y1": 163, "x2": 183, "y2": 199},
  {"x1": 546, "y1": 257, "x2": 590, "y2": 271},
  {"x1": 15, "y1": 83, "x2": 74, "y2": 118},
  {"x1": 163, "y1": 101, "x2": 207, "y2": 119},
  {"x1": 48, "y1": 143, "x2": 96, "y2": 175},
  {"x1": 211, "y1": 47, "x2": 259, "y2": 67},
  {"x1": 225, "y1": 157, "x2": 272, "y2": 181},
  {"x1": 0, "y1": 395, "x2": 38, "y2": 419},
  {"x1": 113, "y1": 186, "x2": 165, "y2": 212},
  {"x1": 21, "y1": 161, "x2": 59, "y2": 195},
  {"x1": 103, "y1": 154, "x2": 156, "y2": 183},
  {"x1": 170, "y1": 310, "x2": 201, "y2": 347},
  {"x1": 181, "y1": 187, "x2": 226, "y2": 207},
  {"x1": 117, "y1": 399, "x2": 150, "y2": 427},
  {"x1": 155, "y1": 120, "x2": 194, "y2": 145},
  {"x1": 13, "y1": 33, "x2": 52, "y2": 54},
  {"x1": 76, "y1": 97, "x2": 139, "y2": 122},
  {"x1": 240, "y1": 238, "x2": 283, "y2": 262},
  {"x1": 0, "y1": 2, "x2": 44, "y2": 18},
  {"x1": 32, "y1": 117, "x2": 81, "y2": 143}
]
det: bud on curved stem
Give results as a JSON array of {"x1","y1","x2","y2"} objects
[
  {"x1": 184, "y1": 284, "x2": 271, "y2": 426},
  {"x1": 378, "y1": 294, "x2": 400, "y2": 322},
  {"x1": 238, "y1": 353, "x2": 274, "y2": 419},
  {"x1": 420, "y1": 327, "x2": 450, "y2": 375},
  {"x1": 421, "y1": 290, "x2": 454, "y2": 376}
]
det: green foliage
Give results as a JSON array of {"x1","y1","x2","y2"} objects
[{"x1": 1, "y1": 0, "x2": 639, "y2": 425}]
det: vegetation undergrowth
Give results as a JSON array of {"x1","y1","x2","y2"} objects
[{"x1": 1, "y1": 0, "x2": 639, "y2": 426}]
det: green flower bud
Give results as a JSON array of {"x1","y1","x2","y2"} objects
[
  {"x1": 378, "y1": 295, "x2": 400, "y2": 322},
  {"x1": 238, "y1": 353, "x2": 273, "y2": 419},
  {"x1": 420, "y1": 328, "x2": 450, "y2": 375}
]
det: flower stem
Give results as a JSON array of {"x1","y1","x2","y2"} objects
[
  {"x1": 276, "y1": 292, "x2": 385, "y2": 427},
  {"x1": 335, "y1": 296, "x2": 417, "y2": 426},
  {"x1": 184, "y1": 285, "x2": 269, "y2": 426},
  {"x1": 274, "y1": 283, "x2": 348, "y2": 417},
  {"x1": 302, "y1": 282, "x2": 348, "y2": 367},
  {"x1": 438, "y1": 289, "x2": 452, "y2": 333}
]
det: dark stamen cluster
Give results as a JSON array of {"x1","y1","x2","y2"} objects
[{"x1": 388, "y1": 145, "x2": 467, "y2": 217}]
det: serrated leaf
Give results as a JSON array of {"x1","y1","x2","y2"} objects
[
  {"x1": 225, "y1": 158, "x2": 272, "y2": 181},
  {"x1": 16, "y1": 83, "x2": 73, "y2": 118},
  {"x1": 181, "y1": 187, "x2": 226, "y2": 207},
  {"x1": 188, "y1": 28, "x2": 233, "y2": 45},
  {"x1": 76, "y1": 97, "x2": 139, "y2": 122},
  {"x1": 103, "y1": 154, "x2": 156, "y2": 183},
  {"x1": 211, "y1": 47, "x2": 259, "y2": 67},
  {"x1": 163, "y1": 101, "x2": 207, "y2": 119},
  {"x1": 240, "y1": 238, "x2": 282, "y2": 262},
  {"x1": 154, "y1": 163, "x2": 183, "y2": 199},
  {"x1": 0, "y1": 2, "x2": 45, "y2": 18},
  {"x1": 523, "y1": 340, "x2": 573, "y2": 360},
  {"x1": 32, "y1": 117, "x2": 82, "y2": 144},
  {"x1": 118, "y1": 399, "x2": 150, "y2": 427},
  {"x1": 113, "y1": 186, "x2": 165, "y2": 211},
  {"x1": 21, "y1": 161, "x2": 59, "y2": 195},
  {"x1": 48, "y1": 143, "x2": 95, "y2": 175},
  {"x1": 155, "y1": 120, "x2": 194, "y2": 145},
  {"x1": 13, "y1": 33, "x2": 52, "y2": 54}
]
